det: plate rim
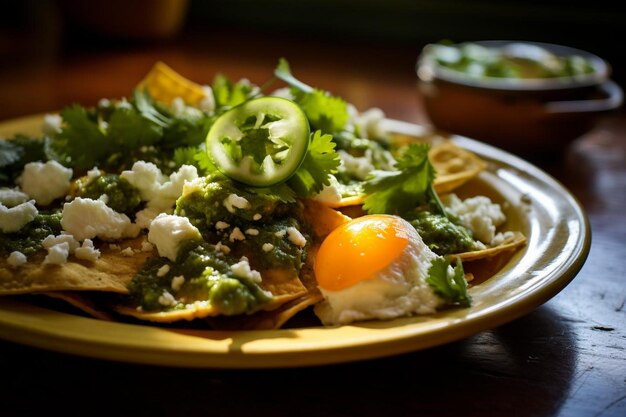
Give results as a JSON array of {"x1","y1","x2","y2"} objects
[{"x1": 0, "y1": 115, "x2": 591, "y2": 368}]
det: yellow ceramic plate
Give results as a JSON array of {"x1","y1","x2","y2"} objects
[{"x1": 0, "y1": 116, "x2": 590, "y2": 368}]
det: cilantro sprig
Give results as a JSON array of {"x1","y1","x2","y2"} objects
[
  {"x1": 362, "y1": 143, "x2": 445, "y2": 216},
  {"x1": 49, "y1": 91, "x2": 212, "y2": 173},
  {"x1": 274, "y1": 58, "x2": 349, "y2": 135},
  {"x1": 426, "y1": 257, "x2": 471, "y2": 307},
  {"x1": 288, "y1": 130, "x2": 341, "y2": 196}
]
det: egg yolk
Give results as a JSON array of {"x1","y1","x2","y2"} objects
[{"x1": 314, "y1": 215, "x2": 410, "y2": 291}]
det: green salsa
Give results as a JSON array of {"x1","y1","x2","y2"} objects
[
  {"x1": 428, "y1": 42, "x2": 595, "y2": 80},
  {"x1": 175, "y1": 175, "x2": 308, "y2": 272},
  {"x1": 0, "y1": 212, "x2": 62, "y2": 256},
  {"x1": 75, "y1": 174, "x2": 142, "y2": 215},
  {"x1": 408, "y1": 211, "x2": 476, "y2": 256},
  {"x1": 128, "y1": 240, "x2": 271, "y2": 314},
  {"x1": 175, "y1": 175, "x2": 289, "y2": 229}
]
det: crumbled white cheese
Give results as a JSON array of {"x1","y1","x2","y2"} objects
[
  {"x1": 61, "y1": 198, "x2": 140, "y2": 241},
  {"x1": 135, "y1": 207, "x2": 161, "y2": 230},
  {"x1": 215, "y1": 221, "x2": 230, "y2": 230},
  {"x1": 262, "y1": 243, "x2": 274, "y2": 252},
  {"x1": 86, "y1": 167, "x2": 102, "y2": 182},
  {"x1": 120, "y1": 161, "x2": 198, "y2": 211},
  {"x1": 7, "y1": 251, "x2": 27, "y2": 268},
  {"x1": 286, "y1": 226, "x2": 307, "y2": 247},
  {"x1": 348, "y1": 106, "x2": 389, "y2": 140},
  {"x1": 0, "y1": 188, "x2": 29, "y2": 207},
  {"x1": 170, "y1": 97, "x2": 186, "y2": 117},
  {"x1": 252, "y1": 213, "x2": 262, "y2": 221},
  {"x1": 491, "y1": 231, "x2": 515, "y2": 247},
  {"x1": 0, "y1": 200, "x2": 38, "y2": 233},
  {"x1": 230, "y1": 258, "x2": 262, "y2": 283},
  {"x1": 198, "y1": 85, "x2": 216, "y2": 113},
  {"x1": 229, "y1": 227, "x2": 246, "y2": 242},
  {"x1": 214, "y1": 241, "x2": 231, "y2": 254},
  {"x1": 148, "y1": 213, "x2": 202, "y2": 261},
  {"x1": 109, "y1": 244, "x2": 121, "y2": 250},
  {"x1": 274, "y1": 230, "x2": 286, "y2": 238},
  {"x1": 223, "y1": 194, "x2": 250, "y2": 213},
  {"x1": 442, "y1": 194, "x2": 507, "y2": 245},
  {"x1": 17, "y1": 161, "x2": 72, "y2": 206},
  {"x1": 120, "y1": 247, "x2": 135, "y2": 257},
  {"x1": 43, "y1": 241, "x2": 70, "y2": 265},
  {"x1": 245, "y1": 228, "x2": 259, "y2": 236},
  {"x1": 140, "y1": 240, "x2": 154, "y2": 252},
  {"x1": 74, "y1": 239, "x2": 100, "y2": 262},
  {"x1": 312, "y1": 175, "x2": 343, "y2": 205},
  {"x1": 156, "y1": 264, "x2": 171, "y2": 277},
  {"x1": 42, "y1": 233, "x2": 80, "y2": 253},
  {"x1": 98, "y1": 194, "x2": 109, "y2": 204},
  {"x1": 171, "y1": 275, "x2": 185, "y2": 292},
  {"x1": 158, "y1": 290, "x2": 177, "y2": 307},
  {"x1": 42, "y1": 113, "x2": 62, "y2": 135},
  {"x1": 337, "y1": 150, "x2": 375, "y2": 181},
  {"x1": 215, "y1": 242, "x2": 230, "y2": 255}
]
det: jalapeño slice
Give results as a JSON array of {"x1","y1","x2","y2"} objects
[{"x1": 207, "y1": 97, "x2": 310, "y2": 187}]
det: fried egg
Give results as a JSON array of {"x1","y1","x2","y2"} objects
[{"x1": 313, "y1": 214, "x2": 442, "y2": 325}]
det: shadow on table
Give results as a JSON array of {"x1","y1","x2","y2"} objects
[{"x1": 0, "y1": 305, "x2": 575, "y2": 417}]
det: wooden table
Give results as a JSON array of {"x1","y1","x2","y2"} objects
[{"x1": 1, "y1": 29, "x2": 624, "y2": 417}]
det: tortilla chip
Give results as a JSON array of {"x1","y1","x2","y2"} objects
[
  {"x1": 113, "y1": 266, "x2": 310, "y2": 323},
  {"x1": 41, "y1": 292, "x2": 115, "y2": 321},
  {"x1": 0, "y1": 237, "x2": 153, "y2": 295},
  {"x1": 451, "y1": 232, "x2": 527, "y2": 262},
  {"x1": 207, "y1": 292, "x2": 324, "y2": 330},
  {"x1": 256, "y1": 268, "x2": 308, "y2": 307},
  {"x1": 431, "y1": 141, "x2": 488, "y2": 194},
  {"x1": 137, "y1": 61, "x2": 208, "y2": 105},
  {"x1": 301, "y1": 199, "x2": 351, "y2": 238},
  {"x1": 320, "y1": 195, "x2": 365, "y2": 208}
]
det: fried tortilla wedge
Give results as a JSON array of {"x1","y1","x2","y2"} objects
[
  {"x1": 137, "y1": 61, "x2": 208, "y2": 105},
  {"x1": 40, "y1": 292, "x2": 115, "y2": 321},
  {"x1": 431, "y1": 141, "x2": 488, "y2": 194},
  {"x1": 207, "y1": 292, "x2": 324, "y2": 330},
  {"x1": 301, "y1": 199, "x2": 351, "y2": 239},
  {"x1": 451, "y1": 232, "x2": 527, "y2": 262},
  {"x1": 112, "y1": 267, "x2": 309, "y2": 323},
  {"x1": 0, "y1": 237, "x2": 153, "y2": 295}
]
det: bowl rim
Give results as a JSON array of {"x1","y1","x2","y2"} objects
[{"x1": 417, "y1": 40, "x2": 610, "y2": 91}]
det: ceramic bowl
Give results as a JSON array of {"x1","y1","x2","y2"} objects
[{"x1": 416, "y1": 40, "x2": 623, "y2": 154}]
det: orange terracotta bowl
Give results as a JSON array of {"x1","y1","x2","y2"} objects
[{"x1": 416, "y1": 41, "x2": 623, "y2": 155}]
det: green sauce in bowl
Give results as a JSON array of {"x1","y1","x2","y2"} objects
[{"x1": 427, "y1": 41, "x2": 595, "y2": 80}]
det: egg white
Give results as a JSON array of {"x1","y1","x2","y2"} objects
[{"x1": 314, "y1": 222, "x2": 443, "y2": 326}]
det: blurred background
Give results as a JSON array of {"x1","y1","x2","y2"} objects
[{"x1": 1, "y1": 0, "x2": 625, "y2": 123}]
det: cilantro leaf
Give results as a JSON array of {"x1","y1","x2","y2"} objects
[
  {"x1": 426, "y1": 257, "x2": 471, "y2": 307},
  {"x1": 173, "y1": 146, "x2": 200, "y2": 168},
  {"x1": 295, "y1": 89, "x2": 349, "y2": 134},
  {"x1": 51, "y1": 105, "x2": 108, "y2": 170},
  {"x1": 363, "y1": 143, "x2": 436, "y2": 215},
  {"x1": 274, "y1": 58, "x2": 349, "y2": 134},
  {"x1": 287, "y1": 130, "x2": 340, "y2": 197},
  {"x1": 212, "y1": 74, "x2": 257, "y2": 111},
  {"x1": 0, "y1": 140, "x2": 22, "y2": 167},
  {"x1": 107, "y1": 107, "x2": 163, "y2": 149}
]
